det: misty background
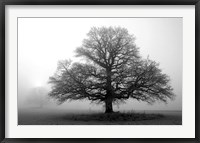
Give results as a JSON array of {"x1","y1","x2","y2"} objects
[{"x1": 18, "y1": 18, "x2": 182, "y2": 112}]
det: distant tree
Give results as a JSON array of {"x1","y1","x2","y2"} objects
[
  {"x1": 49, "y1": 27, "x2": 175, "y2": 113},
  {"x1": 26, "y1": 87, "x2": 49, "y2": 108}
]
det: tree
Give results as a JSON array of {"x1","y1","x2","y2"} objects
[
  {"x1": 48, "y1": 27, "x2": 175, "y2": 113},
  {"x1": 26, "y1": 87, "x2": 49, "y2": 108}
]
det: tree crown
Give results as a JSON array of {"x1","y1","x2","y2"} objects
[{"x1": 49, "y1": 26, "x2": 175, "y2": 106}]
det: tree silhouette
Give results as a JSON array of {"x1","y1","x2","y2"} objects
[{"x1": 49, "y1": 27, "x2": 175, "y2": 113}]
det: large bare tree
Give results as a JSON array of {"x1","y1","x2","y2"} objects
[{"x1": 49, "y1": 27, "x2": 175, "y2": 113}]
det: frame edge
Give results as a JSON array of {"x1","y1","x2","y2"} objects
[
  {"x1": 0, "y1": 0, "x2": 5, "y2": 142},
  {"x1": 195, "y1": 1, "x2": 200, "y2": 142},
  {"x1": 1, "y1": 0, "x2": 200, "y2": 142}
]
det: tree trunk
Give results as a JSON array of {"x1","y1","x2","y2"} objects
[
  {"x1": 105, "y1": 99, "x2": 113, "y2": 113},
  {"x1": 105, "y1": 67, "x2": 113, "y2": 113}
]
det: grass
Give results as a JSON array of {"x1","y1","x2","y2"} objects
[
  {"x1": 18, "y1": 109, "x2": 182, "y2": 125},
  {"x1": 66, "y1": 112, "x2": 164, "y2": 122}
]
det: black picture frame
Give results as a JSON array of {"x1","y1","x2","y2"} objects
[{"x1": 0, "y1": 0, "x2": 199, "y2": 143}]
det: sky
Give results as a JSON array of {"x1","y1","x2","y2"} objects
[{"x1": 18, "y1": 18, "x2": 182, "y2": 111}]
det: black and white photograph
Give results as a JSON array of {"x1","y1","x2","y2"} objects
[{"x1": 18, "y1": 18, "x2": 182, "y2": 125}]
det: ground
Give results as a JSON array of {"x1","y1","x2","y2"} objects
[{"x1": 18, "y1": 108, "x2": 182, "y2": 125}]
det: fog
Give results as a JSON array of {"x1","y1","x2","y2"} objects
[{"x1": 18, "y1": 18, "x2": 182, "y2": 112}]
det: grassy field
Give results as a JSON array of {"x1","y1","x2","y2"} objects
[{"x1": 18, "y1": 108, "x2": 182, "y2": 125}]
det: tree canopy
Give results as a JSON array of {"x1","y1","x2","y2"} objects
[{"x1": 49, "y1": 27, "x2": 175, "y2": 113}]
